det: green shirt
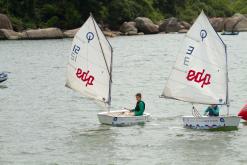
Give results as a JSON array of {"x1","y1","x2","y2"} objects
[
  {"x1": 204, "y1": 106, "x2": 220, "y2": 116},
  {"x1": 133, "y1": 101, "x2": 145, "y2": 116}
]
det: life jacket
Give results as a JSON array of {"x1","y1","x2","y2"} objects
[
  {"x1": 135, "y1": 100, "x2": 145, "y2": 112},
  {"x1": 238, "y1": 104, "x2": 247, "y2": 121}
]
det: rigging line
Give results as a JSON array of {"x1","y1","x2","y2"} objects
[{"x1": 91, "y1": 14, "x2": 111, "y2": 79}]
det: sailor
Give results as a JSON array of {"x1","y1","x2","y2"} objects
[
  {"x1": 204, "y1": 104, "x2": 220, "y2": 116},
  {"x1": 129, "y1": 93, "x2": 145, "y2": 116}
]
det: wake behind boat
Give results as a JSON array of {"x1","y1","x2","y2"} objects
[
  {"x1": 161, "y1": 11, "x2": 240, "y2": 130},
  {"x1": 0, "y1": 72, "x2": 8, "y2": 83},
  {"x1": 65, "y1": 13, "x2": 150, "y2": 126}
]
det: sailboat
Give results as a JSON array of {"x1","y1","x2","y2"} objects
[
  {"x1": 161, "y1": 11, "x2": 240, "y2": 130},
  {"x1": 0, "y1": 72, "x2": 8, "y2": 83},
  {"x1": 65, "y1": 13, "x2": 151, "y2": 126}
]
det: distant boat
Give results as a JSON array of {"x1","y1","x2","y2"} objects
[
  {"x1": 160, "y1": 11, "x2": 240, "y2": 130},
  {"x1": 0, "y1": 72, "x2": 8, "y2": 83},
  {"x1": 221, "y1": 31, "x2": 239, "y2": 35},
  {"x1": 65, "y1": 13, "x2": 151, "y2": 126}
]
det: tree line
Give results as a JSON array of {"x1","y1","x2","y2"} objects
[{"x1": 0, "y1": 0, "x2": 247, "y2": 31}]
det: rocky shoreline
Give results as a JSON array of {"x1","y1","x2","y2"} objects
[{"x1": 1, "y1": 13, "x2": 247, "y2": 40}]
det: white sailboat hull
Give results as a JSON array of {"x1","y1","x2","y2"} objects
[
  {"x1": 182, "y1": 116, "x2": 240, "y2": 130},
  {"x1": 97, "y1": 110, "x2": 151, "y2": 126}
]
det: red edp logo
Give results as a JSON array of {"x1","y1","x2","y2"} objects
[
  {"x1": 76, "y1": 68, "x2": 94, "y2": 87},
  {"x1": 186, "y1": 69, "x2": 211, "y2": 88}
]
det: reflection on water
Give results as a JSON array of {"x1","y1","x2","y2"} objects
[
  {"x1": 0, "y1": 84, "x2": 8, "y2": 89},
  {"x1": 0, "y1": 34, "x2": 247, "y2": 164}
]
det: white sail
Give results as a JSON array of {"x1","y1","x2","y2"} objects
[
  {"x1": 162, "y1": 11, "x2": 228, "y2": 105},
  {"x1": 65, "y1": 14, "x2": 113, "y2": 104}
]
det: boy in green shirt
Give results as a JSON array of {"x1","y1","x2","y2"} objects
[{"x1": 129, "y1": 93, "x2": 145, "y2": 116}]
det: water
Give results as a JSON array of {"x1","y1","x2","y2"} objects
[{"x1": 0, "y1": 33, "x2": 247, "y2": 165}]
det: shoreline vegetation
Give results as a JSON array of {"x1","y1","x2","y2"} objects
[{"x1": 1, "y1": 0, "x2": 247, "y2": 40}]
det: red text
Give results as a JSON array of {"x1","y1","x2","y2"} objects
[
  {"x1": 76, "y1": 68, "x2": 94, "y2": 87},
  {"x1": 186, "y1": 69, "x2": 211, "y2": 88}
]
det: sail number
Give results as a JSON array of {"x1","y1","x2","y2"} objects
[
  {"x1": 184, "y1": 46, "x2": 194, "y2": 66},
  {"x1": 186, "y1": 69, "x2": 211, "y2": 88},
  {"x1": 76, "y1": 68, "x2": 94, "y2": 87},
  {"x1": 71, "y1": 45, "x2": 80, "y2": 62}
]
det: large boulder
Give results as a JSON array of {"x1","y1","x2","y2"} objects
[
  {"x1": 180, "y1": 21, "x2": 191, "y2": 29},
  {"x1": 135, "y1": 17, "x2": 159, "y2": 34},
  {"x1": 159, "y1": 17, "x2": 180, "y2": 33},
  {"x1": 224, "y1": 13, "x2": 246, "y2": 32},
  {"x1": 158, "y1": 19, "x2": 168, "y2": 32},
  {"x1": 178, "y1": 29, "x2": 188, "y2": 33},
  {"x1": 119, "y1": 21, "x2": 138, "y2": 35},
  {"x1": 24, "y1": 28, "x2": 63, "y2": 39},
  {"x1": 63, "y1": 28, "x2": 79, "y2": 38},
  {"x1": 103, "y1": 31, "x2": 118, "y2": 37},
  {"x1": 0, "y1": 29, "x2": 27, "y2": 40},
  {"x1": 209, "y1": 17, "x2": 224, "y2": 32},
  {"x1": 0, "y1": 14, "x2": 13, "y2": 30},
  {"x1": 166, "y1": 17, "x2": 180, "y2": 32},
  {"x1": 234, "y1": 15, "x2": 247, "y2": 32}
]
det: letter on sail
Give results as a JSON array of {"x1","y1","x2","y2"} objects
[
  {"x1": 65, "y1": 14, "x2": 113, "y2": 104},
  {"x1": 162, "y1": 11, "x2": 228, "y2": 105}
]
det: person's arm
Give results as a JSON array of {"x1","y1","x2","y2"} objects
[
  {"x1": 204, "y1": 107, "x2": 209, "y2": 116},
  {"x1": 135, "y1": 102, "x2": 145, "y2": 116}
]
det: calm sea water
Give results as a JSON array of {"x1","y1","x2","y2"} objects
[{"x1": 0, "y1": 33, "x2": 247, "y2": 165}]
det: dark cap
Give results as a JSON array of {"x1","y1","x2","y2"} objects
[{"x1": 135, "y1": 93, "x2": 142, "y2": 97}]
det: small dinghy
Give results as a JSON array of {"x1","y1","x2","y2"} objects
[
  {"x1": 98, "y1": 110, "x2": 151, "y2": 126},
  {"x1": 0, "y1": 72, "x2": 8, "y2": 83},
  {"x1": 160, "y1": 11, "x2": 240, "y2": 130},
  {"x1": 65, "y1": 13, "x2": 150, "y2": 126}
]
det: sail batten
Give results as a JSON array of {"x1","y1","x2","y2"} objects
[
  {"x1": 66, "y1": 14, "x2": 113, "y2": 104},
  {"x1": 162, "y1": 11, "x2": 228, "y2": 105}
]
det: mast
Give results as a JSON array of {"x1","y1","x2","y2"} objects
[
  {"x1": 225, "y1": 45, "x2": 230, "y2": 115},
  {"x1": 213, "y1": 19, "x2": 230, "y2": 115},
  {"x1": 91, "y1": 13, "x2": 113, "y2": 105}
]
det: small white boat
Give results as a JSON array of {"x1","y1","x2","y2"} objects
[
  {"x1": 65, "y1": 13, "x2": 151, "y2": 126},
  {"x1": 161, "y1": 11, "x2": 240, "y2": 130},
  {"x1": 98, "y1": 110, "x2": 151, "y2": 126},
  {"x1": 0, "y1": 72, "x2": 8, "y2": 83}
]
